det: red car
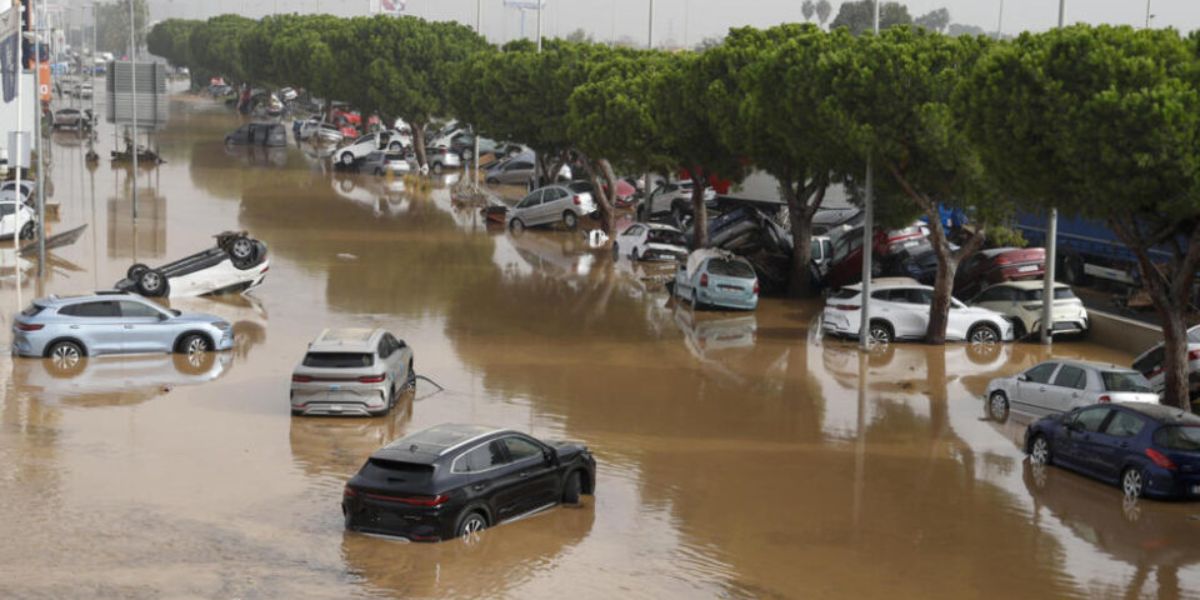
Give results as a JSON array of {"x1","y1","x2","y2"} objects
[
  {"x1": 954, "y1": 246, "x2": 1046, "y2": 298},
  {"x1": 823, "y1": 222, "x2": 930, "y2": 289}
]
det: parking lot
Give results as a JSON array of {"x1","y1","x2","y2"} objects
[{"x1": 1, "y1": 95, "x2": 1198, "y2": 599}]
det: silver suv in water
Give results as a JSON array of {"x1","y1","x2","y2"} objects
[
  {"x1": 290, "y1": 328, "x2": 415, "y2": 417},
  {"x1": 11, "y1": 292, "x2": 233, "y2": 367}
]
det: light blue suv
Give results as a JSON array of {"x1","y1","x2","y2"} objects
[{"x1": 11, "y1": 292, "x2": 233, "y2": 366}]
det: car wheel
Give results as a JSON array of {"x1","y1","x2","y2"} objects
[
  {"x1": 126, "y1": 263, "x2": 149, "y2": 281},
  {"x1": 1030, "y1": 434, "x2": 1052, "y2": 465},
  {"x1": 405, "y1": 361, "x2": 416, "y2": 390},
  {"x1": 1063, "y1": 254, "x2": 1089, "y2": 285},
  {"x1": 868, "y1": 320, "x2": 893, "y2": 347},
  {"x1": 562, "y1": 471, "x2": 583, "y2": 505},
  {"x1": 1122, "y1": 467, "x2": 1145, "y2": 498},
  {"x1": 228, "y1": 236, "x2": 258, "y2": 266},
  {"x1": 46, "y1": 340, "x2": 85, "y2": 376},
  {"x1": 137, "y1": 269, "x2": 168, "y2": 297},
  {"x1": 456, "y1": 510, "x2": 487, "y2": 540},
  {"x1": 509, "y1": 218, "x2": 525, "y2": 234},
  {"x1": 432, "y1": 161, "x2": 444, "y2": 175},
  {"x1": 988, "y1": 391, "x2": 1010, "y2": 422},
  {"x1": 461, "y1": 149, "x2": 472, "y2": 162},
  {"x1": 179, "y1": 333, "x2": 212, "y2": 356},
  {"x1": 563, "y1": 211, "x2": 579, "y2": 231},
  {"x1": 340, "y1": 152, "x2": 354, "y2": 166},
  {"x1": 19, "y1": 221, "x2": 35, "y2": 240},
  {"x1": 968, "y1": 323, "x2": 1000, "y2": 345},
  {"x1": 387, "y1": 387, "x2": 396, "y2": 410},
  {"x1": 389, "y1": 142, "x2": 402, "y2": 152}
]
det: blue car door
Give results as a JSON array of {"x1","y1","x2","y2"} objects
[
  {"x1": 1058, "y1": 406, "x2": 1114, "y2": 475},
  {"x1": 63, "y1": 300, "x2": 125, "y2": 354},
  {"x1": 117, "y1": 300, "x2": 172, "y2": 353},
  {"x1": 1091, "y1": 409, "x2": 1148, "y2": 481}
]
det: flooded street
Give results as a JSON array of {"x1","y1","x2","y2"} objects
[{"x1": 2, "y1": 91, "x2": 1199, "y2": 599}]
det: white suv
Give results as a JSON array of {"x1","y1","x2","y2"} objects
[
  {"x1": 336, "y1": 131, "x2": 408, "y2": 167},
  {"x1": 822, "y1": 278, "x2": 1014, "y2": 345},
  {"x1": 1132, "y1": 325, "x2": 1200, "y2": 397}
]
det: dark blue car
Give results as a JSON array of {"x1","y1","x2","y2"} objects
[{"x1": 1025, "y1": 402, "x2": 1200, "y2": 499}]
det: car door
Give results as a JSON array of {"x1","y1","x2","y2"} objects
[
  {"x1": 60, "y1": 301, "x2": 126, "y2": 354},
  {"x1": 944, "y1": 297, "x2": 975, "y2": 340},
  {"x1": 118, "y1": 300, "x2": 172, "y2": 353},
  {"x1": 1058, "y1": 406, "x2": 1115, "y2": 475},
  {"x1": 620, "y1": 225, "x2": 644, "y2": 255},
  {"x1": 514, "y1": 189, "x2": 543, "y2": 222},
  {"x1": 496, "y1": 435, "x2": 560, "y2": 514},
  {"x1": 1048, "y1": 364, "x2": 1088, "y2": 413},
  {"x1": 503, "y1": 161, "x2": 533, "y2": 185},
  {"x1": 1090, "y1": 408, "x2": 1147, "y2": 481},
  {"x1": 539, "y1": 187, "x2": 568, "y2": 223},
  {"x1": 1013, "y1": 362, "x2": 1060, "y2": 416}
]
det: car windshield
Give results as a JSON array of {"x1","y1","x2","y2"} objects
[
  {"x1": 707, "y1": 259, "x2": 755, "y2": 278},
  {"x1": 1101, "y1": 371, "x2": 1152, "y2": 393},
  {"x1": 1153, "y1": 426, "x2": 1200, "y2": 451},
  {"x1": 648, "y1": 229, "x2": 685, "y2": 246},
  {"x1": 302, "y1": 352, "x2": 374, "y2": 368},
  {"x1": 1188, "y1": 327, "x2": 1200, "y2": 344},
  {"x1": 1020, "y1": 287, "x2": 1076, "y2": 301}
]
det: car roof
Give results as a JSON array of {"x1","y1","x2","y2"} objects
[
  {"x1": 309, "y1": 328, "x2": 385, "y2": 352},
  {"x1": 1112, "y1": 402, "x2": 1200, "y2": 424},
  {"x1": 35, "y1": 291, "x2": 139, "y2": 306},
  {"x1": 644, "y1": 223, "x2": 681, "y2": 231},
  {"x1": 371, "y1": 424, "x2": 509, "y2": 464},
  {"x1": 1038, "y1": 359, "x2": 1138, "y2": 373}
]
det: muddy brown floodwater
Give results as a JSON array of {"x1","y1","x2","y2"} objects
[{"x1": 1, "y1": 88, "x2": 1199, "y2": 600}]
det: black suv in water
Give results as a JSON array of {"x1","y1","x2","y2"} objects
[{"x1": 343, "y1": 423, "x2": 596, "y2": 542}]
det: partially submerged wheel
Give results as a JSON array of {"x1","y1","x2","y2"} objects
[
  {"x1": 432, "y1": 161, "x2": 444, "y2": 175},
  {"x1": 179, "y1": 333, "x2": 212, "y2": 357},
  {"x1": 1122, "y1": 467, "x2": 1144, "y2": 498},
  {"x1": 563, "y1": 211, "x2": 579, "y2": 231},
  {"x1": 340, "y1": 152, "x2": 354, "y2": 166},
  {"x1": 19, "y1": 221, "x2": 35, "y2": 240},
  {"x1": 1030, "y1": 435, "x2": 1052, "y2": 465},
  {"x1": 968, "y1": 323, "x2": 1000, "y2": 345},
  {"x1": 868, "y1": 321, "x2": 893, "y2": 347},
  {"x1": 127, "y1": 263, "x2": 149, "y2": 281},
  {"x1": 137, "y1": 269, "x2": 168, "y2": 297},
  {"x1": 988, "y1": 391, "x2": 1010, "y2": 422},
  {"x1": 509, "y1": 218, "x2": 526, "y2": 234},
  {"x1": 456, "y1": 511, "x2": 487, "y2": 540},
  {"x1": 46, "y1": 340, "x2": 85, "y2": 376},
  {"x1": 562, "y1": 471, "x2": 583, "y2": 505}
]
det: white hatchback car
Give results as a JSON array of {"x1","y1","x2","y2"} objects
[
  {"x1": 968, "y1": 280, "x2": 1088, "y2": 339},
  {"x1": 984, "y1": 360, "x2": 1159, "y2": 422},
  {"x1": 822, "y1": 278, "x2": 1014, "y2": 345},
  {"x1": 614, "y1": 222, "x2": 688, "y2": 262},
  {"x1": 1132, "y1": 325, "x2": 1200, "y2": 397},
  {"x1": 0, "y1": 197, "x2": 37, "y2": 241}
]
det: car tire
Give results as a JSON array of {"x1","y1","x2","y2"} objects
[
  {"x1": 178, "y1": 333, "x2": 212, "y2": 356},
  {"x1": 968, "y1": 323, "x2": 1001, "y2": 345},
  {"x1": 228, "y1": 236, "x2": 259, "y2": 268},
  {"x1": 127, "y1": 263, "x2": 150, "y2": 281},
  {"x1": 137, "y1": 269, "x2": 168, "y2": 297},
  {"x1": 509, "y1": 218, "x2": 525, "y2": 234},
  {"x1": 340, "y1": 152, "x2": 354, "y2": 166},
  {"x1": 461, "y1": 149, "x2": 472, "y2": 162},
  {"x1": 455, "y1": 510, "x2": 487, "y2": 539},
  {"x1": 1062, "y1": 254, "x2": 1088, "y2": 285},
  {"x1": 45, "y1": 340, "x2": 85, "y2": 376},
  {"x1": 389, "y1": 142, "x2": 402, "y2": 152},
  {"x1": 988, "y1": 391, "x2": 1010, "y2": 422},
  {"x1": 19, "y1": 221, "x2": 35, "y2": 240},
  {"x1": 1122, "y1": 467, "x2": 1145, "y2": 498},
  {"x1": 562, "y1": 471, "x2": 583, "y2": 505},
  {"x1": 868, "y1": 320, "x2": 893, "y2": 346},
  {"x1": 406, "y1": 361, "x2": 416, "y2": 390},
  {"x1": 1029, "y1": 434, "x2": 1052, "y2": 465},
  {"x1": 563, "y1": 211, "x2": 579, "y2": 231}
]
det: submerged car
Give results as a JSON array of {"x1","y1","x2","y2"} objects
[
  {"x1": 0, "y1": 197, "x2": 37, "y2": 241},
  {"x1": 985, "y1": 360, "x2": 1159, "y2": 422},
  {"x1": 614, "y1": 222, "x2": 688, "y2": 262},
  {"x1": 11, "y1": 291, "x2": 233, "y2": 362},
  {"x1": 343, "y1": 423, "x2": 596, "y2": 541},
  {"x1": 51, "y1": 108, "x2": 85, "y2": 130},
  {"x1": 821, "y1": 278, "x2": 1013, "y2": 345},
  {"x1": 114, "y1": 231, "x2": 269, "y2": 298},
  {"x1": 360, "y1": 150, "x2": 412, "y2": 176},
  {"x1": 1025, "y1": 402, "x2": 1200, "y2": 499},
  {"x1": 225, "y1": 122, "x2": 288, "y2": 147},
  {"x1": 968, "y1": 281, "x2": 1089, "y2": 339},
  {"x1": 673, "y1": 249, "x2": 759, "y2": 311},
  {"x1": 955, "y1": 246, "x2": 1046, "y2": 299},
  {"x1": 290, "y1": 328, "x2": 414, "y2": 417},
  {"x1": 506, "y1": 182, "x2": 598, "y2": 232},
  {"x1": 1131, "y1": 324, "x2": 1200, "y2": 398}
]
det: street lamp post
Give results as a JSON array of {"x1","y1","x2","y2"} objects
[
  {"x1": 1041, "y1": 0, "x2": 1065, "y2": 346},
  {"x1": 858, "y1": 0, "x2": 880, "y2": 351},
  {"x1": 473, "y1": 0, "x2": 481, "y2": 190},
  {"x1": 32, "y1": 0, "x2": 45, "y2": 275},
  {"x1": 129, "y1": 0, "x2": 138, "y2": 219},
  {"x1": 13, "y1": 2, "x2": 24, "y2": 306}
]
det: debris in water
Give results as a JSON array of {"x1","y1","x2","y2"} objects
[{"x1": 337, "y1": 253, "x2": 358, "y2": 261}]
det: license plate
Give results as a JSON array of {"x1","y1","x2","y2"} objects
[
  {"x1": 330, "y1": 385, "x2": 341, "y2": 391},
  {"x1": 1018, "y1": 265, "x2": 1038, "y2": 273}
]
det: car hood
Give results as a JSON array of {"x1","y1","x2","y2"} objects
[{"x1": 171, "y1": 312, "x2": 225, "y2": 325}]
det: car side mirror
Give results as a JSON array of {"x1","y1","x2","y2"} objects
[
  {"x1": 1017, "y1": 374, "x2": 1029, "y2": 382},
  {"x1": 543, "y1": 448, "x2": 557, "y2": 466},
  {"x1": 158, "y1": 313, "x2": 170, "y2": 321}
]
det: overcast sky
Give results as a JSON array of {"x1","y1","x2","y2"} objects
[{"x1": 124, "y1": 1, "x2": 1200, "y2": 46}]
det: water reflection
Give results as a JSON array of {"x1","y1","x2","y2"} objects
[
  {"x1": 223, "y1": 143, "x2": 288, "y2": 169},
  {"x1": 107, "y1": 188, "x2": 167, "y2": 259},
  {"x1": 289, "y1": 394, "x2": 413, "y2": 480},
  {"x1": 9, "y1": 352, "x2": 232, "y2": 408},
  {"x1": 164, "y1": 294, "x2": 269, "y2": 358}
]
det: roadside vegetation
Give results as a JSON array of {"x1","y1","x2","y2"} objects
[{"x1": 147, "y1": 16, "x2": 1200, "y2": 410}]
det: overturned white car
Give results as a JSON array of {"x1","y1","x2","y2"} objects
[{"x1": 115, "y1": 231, "x2": 269, "y2": 298}]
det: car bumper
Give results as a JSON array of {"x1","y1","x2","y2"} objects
[
  {"x1": 343, "y1": 497, "x2": 455, "y2": 542},
  {"x1": 821, "y1": 311, "x2": 858, "y2": 338},
  {"x1": 291, "y1": 385, "x2": 388, "y2": 416},
  {"x1": 1144, "y1": 467, "x2": 1200, "y2": 499},
  {"x1": 695, "y1": 289, "x2": 758, "y2": 311},
  {"x1": 10, "y1": 332, "x2": 42, "y2": 357}
]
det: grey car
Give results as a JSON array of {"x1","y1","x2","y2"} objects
[
  {"x1": 485, "y1": 157, "x2": 537, "y2": 185},
  {"x1": 361, "y1": 150, "x2": 413, "y2": 175},
  {"x1": 11, "y1": 292, "x2": 234, "y2": 367},
  {"x1": 290, "y1": 328, "x2": 415, "y2": 417},
  {"x1": 506, "y1": 182, "x2": 599, "y2": 232}
]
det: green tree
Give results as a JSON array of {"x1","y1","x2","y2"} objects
[
  {"x1": 830, "y1": 0, "x2": 912, "y2": 36},
  {"x1": 266, "y1": 14, "x2": 345, "y2": 117},
  {"x1": 802, "y1": 0, "x2": 816, "y2": 22},
  {"x1": 960, "y1": 25, "x2": 1200, "y2": 409},
  {"x1": 827, "y1": 27, "x2": 1001, "y2": 343},
  {"x1": 188, "y1": 15, "x2": 256, "y2": 86}
]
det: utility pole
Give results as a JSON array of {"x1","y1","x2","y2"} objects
[
  {"x1": 1144, "y1": 0, "x2": 1152, "y2": 28},
  {"x1": 473, "y1": 0, "x2": 481, "y2": 190},
  {"x1": 995, "y1": 0, "x2": 1005, "y2": 39},
  {"x1": 14, "y1": 1, "x2": 24, "y2": 307},
  {"x1": 642, "y1": 0, "x2": 654, "y2": 218},
  {"x1": 1041, "y1": 1, "x2": 1064, "y2": 346},
  {"x1": 858, "y1": 0, "x2": 879, "y2": 351},
  {"x1": 647, "y1": 0, "x2": 654, "y2": 50},
  {"x1": 129, "y1": 0, "x2": 138, "y2": 219},
  {"x1": 535, "y1": 0, "x2": 541, "y2": 51},
  {"x1": 33, "y1": 0, "x2": 45, "y2": 275}
]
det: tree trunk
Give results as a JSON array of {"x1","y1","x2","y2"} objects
[
  {"x1": 926, "y1": 219, "x2": 955, "y2": 345},
  {"x1": 689, "y1": 167, "x2": 708, "y2": 248},
  {"x1": 412, "y1": 123, "x2": 427, "y2": 169},
  {"x1": 578, "y1": 153, "x2": 617, "y2": 236},
  {"x1": 785, "y1": 175, "x2": 828, "y2": 297},
  {"x1": 1161, "y1": 308, "x2": 1193, "y2": 411}
]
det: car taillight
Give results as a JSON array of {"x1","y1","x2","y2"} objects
[
  {"x1": 753, "y1": 280, "x2": 760, "y2": 295},
  {"x1": 1189, "y1": 349, "x2": 1200, "y2": 361},
  {"x1": 292, "y1": 374, "x2": 313, "y2": 383},
  {"x1": 359, "y1": 374, "x2": 386, "y2": 384},
  {"x1": 700, "y1": 273, "x2": 709, "y2": 287},
  {"x1": 1146, "y1": 448, "x2": 1177, "y2": 470},
  {"x1": 363, "y1": 492, "x2": 450, "y2": 506},
  {"x1": 15, "y1": 322, "x2": 43, "y2": 331},
  {"x1": 343, "y1": 485, "x2": 358, "y2": 498},
  {"x1": 1098, "y1": 395, "x2": 1111, "y2": 403},
  {"x1": 573, "y1": 195, "x2": 581, "y2": 205}
]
